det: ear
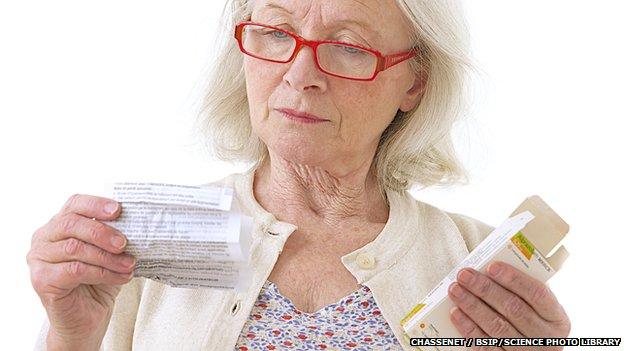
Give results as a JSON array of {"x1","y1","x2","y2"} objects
[{"x1": 399, "y1": 72, "x2": 427, "y2": 112}]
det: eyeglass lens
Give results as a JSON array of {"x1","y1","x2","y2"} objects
[{"x1": 241, "y1": 24, "x2": 377, "y2": 79}]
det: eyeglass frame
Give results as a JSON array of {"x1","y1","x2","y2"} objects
[{"x1": 234, "y1": 21, "x2": 419, "y2": 82}]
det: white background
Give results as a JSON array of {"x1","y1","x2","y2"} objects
[{"x1": 1, "y1": 0, "x2": 622, "y2": 349}]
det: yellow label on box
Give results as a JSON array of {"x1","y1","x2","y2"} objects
[
  {"x1": 511, "y1": 231, "x2": 535, "y2": 260},
  {"x1": 400, "y1": 303, "x2": 426, "y2": 327}
]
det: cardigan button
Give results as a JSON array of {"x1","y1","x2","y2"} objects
[
  {"x1": 260, "y1": 220, "x2": 279, "y2": 236},
  {"x1": 230, "y1": 299, "x2": 242, "y2": 316},
  {"x1": 355, "y1": 252, "x2": 376, "y2": 269}
]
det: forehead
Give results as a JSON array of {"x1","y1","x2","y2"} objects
[
  {"x1": 251, "y1": 0, "x2": 381, "y2": 19},
  {"x1": 250, "y1": 0, "x2": 411, "y2": 41}
]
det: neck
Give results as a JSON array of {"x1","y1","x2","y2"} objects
[{"x1": 253, "y1": 152, "x2": 389, "y2": 230}]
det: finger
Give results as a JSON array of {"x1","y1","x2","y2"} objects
[
  {"x1": 456, "y1": 267, "x2": 549, "y2": 337},
  {"x1": 60, "y1": 193, "x2": 121, "y2": 220},
  {"x1": 448, "y1": 282, "x2": 524, "y2": 339},
  {"x1": 31, "y1": 261, "x2": 133, "y2": 294},
  {"x1": 47, "y1": 212, "x2": 127, "y2": 254},
  {"x1": 449, "y1": 307, "x2": 503, "y2": 351},
  {"x1": 32, "y1": 238, "x2": 135, "y2": 274},
  {"x1": 486, "y1": 261, "x2": 568, "y2": 322}
]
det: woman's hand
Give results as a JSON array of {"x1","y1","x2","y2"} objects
[
  {"x1": 27, "y1": 194, "x2": 135, "y2": 351},
  {"x1": 447, "y1": 260, "x2": 571, "y2": 351}
]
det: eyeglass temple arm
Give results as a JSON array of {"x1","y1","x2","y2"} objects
[{"x1": 380, "y1": 49, "x2": 418, "y2": 71}]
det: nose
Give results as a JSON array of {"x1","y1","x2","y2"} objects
[{"x1": 282, "y1": 44, "x2": 327, "y2": 93}]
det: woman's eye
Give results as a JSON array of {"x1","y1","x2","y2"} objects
[
  {"x1": 342, "y1": 45, "x2": 365, "y2": 55},
  {"x1": 269, "y1": 30, "x2": 289, "y2": 39}
]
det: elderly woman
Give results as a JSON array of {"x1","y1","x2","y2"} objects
[{"x1": 29, "y1": 0, "x2": 571, "y2": 350}]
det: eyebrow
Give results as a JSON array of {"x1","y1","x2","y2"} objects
[
  {"x1": 255, "y1": 2, "x2": 380, "y2": 41},
  {"x1": 256, "y1": 2, "x2": 294, "y2": 16}
]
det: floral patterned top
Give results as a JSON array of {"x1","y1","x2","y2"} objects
[{"x1": 234, "y1": 279, "x2": 402, "y2": 350}]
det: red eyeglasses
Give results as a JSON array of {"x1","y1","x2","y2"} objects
[{"x1": 234, "y1": 21, "x2": 418, "y2": 81}]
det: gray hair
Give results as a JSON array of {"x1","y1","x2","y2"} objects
[{"x1": 194, "y1": 0, "x2": 478, "y2": 198}]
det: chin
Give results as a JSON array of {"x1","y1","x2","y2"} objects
[{"x1": 268, "y1": 140, "x2": 329, "y2": 166}]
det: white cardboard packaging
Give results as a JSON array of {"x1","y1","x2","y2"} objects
[{"x1": 400, "y1": 196, "x2": 570, "y2": 350}]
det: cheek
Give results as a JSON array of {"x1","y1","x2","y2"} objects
[
  {"x1": 244, "y1": 59, "x2": 288, "y2": 143},
  {"x1": 335, "y1": 82, "x2": 399, "y2": 136},
  {"x1": 244, "y1": 59, "x2": 281, "y2": 109}
]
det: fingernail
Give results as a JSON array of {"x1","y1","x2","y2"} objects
[
  {"x1": 450, "y1": 306, "x2": 463, "y2": 321},
  {"x1": 450, "y1": 306, "x2": 460, "y2": 316},
  {"x1": 121, "y1": 256, "x2": 135, "y2": 268},
  {"x1": 111, "y1": 235, "x2": 126, "y2": 249},
  {"x1": 449, "y1": 306, "x2": 469, "y2": 333},
  {"x1": 487, "y1": 262, "x2": 502, "y2": 277},
  {"x1": 458, "y1": 269, "x2": 475, "y2": 285},
  {"x1": 104, "y1": 202, "x2": 119, "y2": 215},
  {"x1": 450, "y1": 282, "x2": 466, "y2": 299}
]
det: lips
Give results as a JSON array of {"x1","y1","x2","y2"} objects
[{"x1": 276, "y1": 108, "x2": 329, "y2": 123}]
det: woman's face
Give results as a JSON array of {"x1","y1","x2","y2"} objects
[{"x1": 244, "y1": 0, "x2": 424, "y2": 174}]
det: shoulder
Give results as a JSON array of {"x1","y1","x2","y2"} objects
[
  {"x1": 197, "y1": 170, "x2": 241, "y2": 188},
  {"x1": 198, "y1": 170, "x2": 251, "y2": 205},
  {"x1": 400, "y1": 192, "x2": 495, "y2": 253},
  {"x1": 441, "y1": 210, "x2": 494, "y2": 252}
]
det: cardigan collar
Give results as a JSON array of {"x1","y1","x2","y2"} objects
[{"x1": 231, "y1": 168, "x2": 421, "y2": 285}]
